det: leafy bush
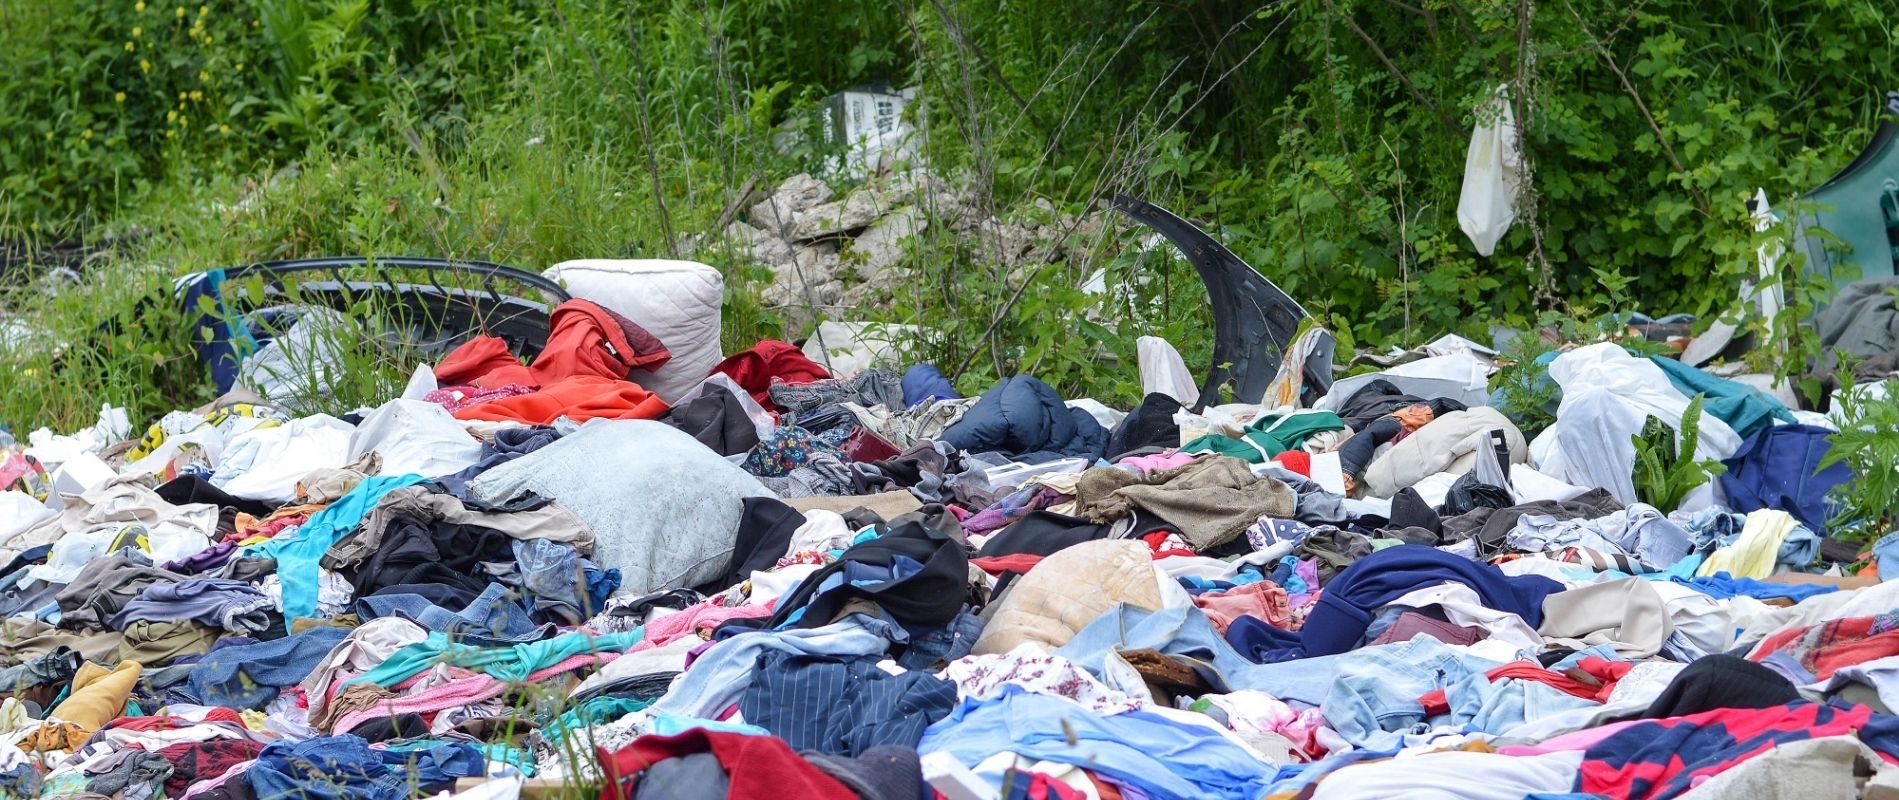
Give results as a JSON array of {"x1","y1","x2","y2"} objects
[
  {"x1": 1631, "y1": 393, "x2": 1725, "y2": 511},
  {"x1": 2, "y1": 0, "x2": 1897, "y2": 428},
  {"x1": 1822, "y1": 380, "x2": 1899, "y2": 541}
]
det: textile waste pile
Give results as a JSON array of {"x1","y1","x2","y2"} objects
[{"x1": 3, "y1": 255, "x2": 1899, "y2": 800}]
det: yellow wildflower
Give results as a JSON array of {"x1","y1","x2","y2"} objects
[
  {"x1": 166, "y1": 110, "x2": 176, "y2": 122},
  {"x1": 197, "y1": 70, "x2": 208, "y2": 82},
  {"x1": 198, "y1": 4, "x2": 207, "y2": 15},
  {"x1": 178, "y1": 91, "x2": 187, "y2": 100},
  {"x1": 218, "y1": 124, "x2": 230, "y2": 134},
  {"x1": 189, "y1": 90, "x2": 202, "y2": 101},
  {"x1": 234, "y1": 62, "x2": 243, "y2": 72},
  {"x1": 125, "y1": 41, "x2": 135, "y2": 51},
  {"x1": 132, "y1": 27, "x2": 142, "y2": 37},
  {"x1": 178, "y1": 115, "x2": 188, "y2": 126},
  {"x1": 135, "y1": 1, "x2": 145, "y2": 10},
  {"x1": 82, "y1": 129, "x2": 93, "y2": 140},
  {"x1": 175, "y1": 6, "x2": 184, "y2": 18},
  {"x1": 115, "y1": 92, "x2": 126, "y2": 103},
  {"x1": 140, "y1": 59, "x2": 151, "y2": 73}
]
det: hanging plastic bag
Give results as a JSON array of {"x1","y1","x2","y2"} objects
[
  {"x1": 1137, "y1": 335, "x2": 1199, "y2": 407},
  {"x1": 1457, "y1": 85, "x2": 1521, "y2": 256}
]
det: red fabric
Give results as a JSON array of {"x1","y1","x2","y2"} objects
[
  {"x1": 842, "y1": 427, "x2": 902, "y2": 463},
  {"x1": 434, "y1": 335, "x2": 525, "y2": 388},
  {"x1": 529, "y1": 300, "x2": 672, "y2": 385},
  {"x1": 710, "y1": 340, "x2": 830, "y2": 409},
  {"x1": 1421, "y1": 657, "x2": 1638, "y2": 713},
  {"x1": 1272, "y1": 450, "x2": 1312, "y2": 477},
  {"x1": 1141, "y1": 531, "x2": 1195, "y2": 559},
  {"x1": 1418, "y1": 688, "x2": 1450, "y2": 716},
  {"x1": 1030, "y1": 772, "x2": 1087, "y2": 800},
  {"x1": 1749, "y1": 615, "x2": 1899, "y2": 680},
  {"x1": 596, "y1": 729, "x2": 856, "y2": 800},
  {"x1": 159, "y1": 739, "x2": 265, "y2": 797},
  {"x1": 104, "y1": 707, "x2": 245, "y2": 731},
  {"x1": 453, "y1": 375, "x2": 669, "y2": 425},
  {"x1": 434, "y1": 299, "x2": 672, "y2": 390},
  {"x1": 970, "y1": 554, "x2": 1046, "y2": 575}
]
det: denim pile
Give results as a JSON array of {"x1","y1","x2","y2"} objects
[{"x1": 1, "y1": 325, "x2": 1895, "y2": 800}]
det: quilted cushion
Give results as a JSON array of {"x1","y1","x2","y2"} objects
[{"x1": 543, "y1": 259, "x2": 724, "y2": 402}]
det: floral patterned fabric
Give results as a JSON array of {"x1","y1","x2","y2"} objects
[{"x1": 940, "y1": 646, "x2": 1145, "y2": 715}]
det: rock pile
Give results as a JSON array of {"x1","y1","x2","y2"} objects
[{"x1": 709, "y1": 171, "x2": 1108, "y2": 334}]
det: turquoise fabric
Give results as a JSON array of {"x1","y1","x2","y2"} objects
[
  {"x1": 343, "y1": 628, "x2": 645, "y2": 688},
  {"x1": 1181, "y1": 410, "x2": 1345, "y2": 464},
  {"x1": 241, "y1": 473, "x2": 430, "y2": 619},
  {"x1": 542, "y1": 696, "x2": 653, "y2": 745},
  {"x1": 1650, "y1": 356, "x2": 1794, "y2": 439}
]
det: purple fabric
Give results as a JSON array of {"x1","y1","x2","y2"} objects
[
  {"x1": 163, "y1": 541, "x2": 237, "y2": 575},
  {"x1": 962, "y1": 486, "x2": 1063, "y2": 537}
]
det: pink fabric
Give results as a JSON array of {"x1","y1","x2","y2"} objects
[
  {"x1": 633, "y1": 603, "x2": 774, "y2": 651},
  {"x1": 329, "y1": 675, "x2": 509, "y2": 734},
  {"x1": 1495, "y1": 719, "x2": 1640, "y2": 756},
  {"x1": 1116, "y1": 450, "x2": 1198, "y2": 475},
  {"x1": 1191, "y1": 581, "x2": 1291, "y2": 634},
  {"x1": 530, "y1": 652, "x2": 616, "y2": 679},
  {"x1": 330, "y1": 654, "x2": 616, "y2": 733},
  {"x1": 424, "y1": 384, "x2": 536, "y2": 412}
]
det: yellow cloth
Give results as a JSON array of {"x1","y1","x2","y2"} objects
[
  {"x1": 18, "y1": 720, "x2": 87, "y2": 752},
  {"x1": 1697, "y1": 509, "x2": 1797, "y2": 579},
  {"x1": 47, "y1": 660, "x2": 143, "y2": 733}
]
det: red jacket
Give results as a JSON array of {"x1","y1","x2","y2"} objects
[{"x1": 436, "y1": 299, "x2": 675, "y2": 424}]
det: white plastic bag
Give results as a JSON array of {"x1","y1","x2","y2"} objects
[{"x1": 1457, "y1": 85, "x2": 1521, "y2": 256}]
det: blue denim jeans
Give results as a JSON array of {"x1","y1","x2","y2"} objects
[
  {"x1": 356, "y1": 581, "x2": 551, "y2": 646},
  {"x1": 1319, "y1": 635, "x2": 1502, "y2": 748}
]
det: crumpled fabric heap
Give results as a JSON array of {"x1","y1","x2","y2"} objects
[{"x1": 7, "y1": 328, "x2": 1898, "y2": 800}]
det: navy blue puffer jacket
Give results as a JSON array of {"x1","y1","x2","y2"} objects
[{"x1": 939, "y1": 375, "x2": 1107, "y2": 463}]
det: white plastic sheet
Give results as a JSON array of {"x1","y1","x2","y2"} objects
[
  {"x1": 802, "y1": 320, "x2": 917, "y2": 379},
  {"x1": 1137, "y1": 336, "x2": 1198, "y2": 407}
]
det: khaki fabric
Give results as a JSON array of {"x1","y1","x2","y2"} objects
[
  {"x1": 114, "y1": 620, "x2": 218, "y2": 667},
  {"x1": 1537, "y1": 577, "x2": 1673, "y2": 659},
  {"x1": 974, "y1": 540, "x2": 1163, "y2": 655},
  {"x1": 1362, "y1": 407, "x2": 1527, "y2": 499},
  {"x1": 784, "y1": 491, "x2": 923, "y2": 521},
  {"x1": 1073, "y1": 456, "x2": 1294, "y2": 550}
]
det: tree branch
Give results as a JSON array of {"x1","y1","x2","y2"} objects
[
  {"x1": 1327, "y1": 0, "x2": 1462, "y2": 136},
  {"x1": 925, "y1": 0, "x2": 1050, "y2": 134},
  {"x1": 1564, "y1": 0, "x2": 1711, "y2": 217}
]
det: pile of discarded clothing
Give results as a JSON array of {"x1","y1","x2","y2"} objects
[{"x1": 4, "y1": 291, "x2": 1898, "y2": 800}]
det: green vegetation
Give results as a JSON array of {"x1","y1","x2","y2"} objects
[
  {"x1": 1822, "y1": 380, "x2": 1899, "y2": 542},
  {"x1": 1, "y1": 0, "x2": 1896, "y2": 430},
  {"x1": 1630, "y1": 393, "x2": 1725, "y2": 511}
]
